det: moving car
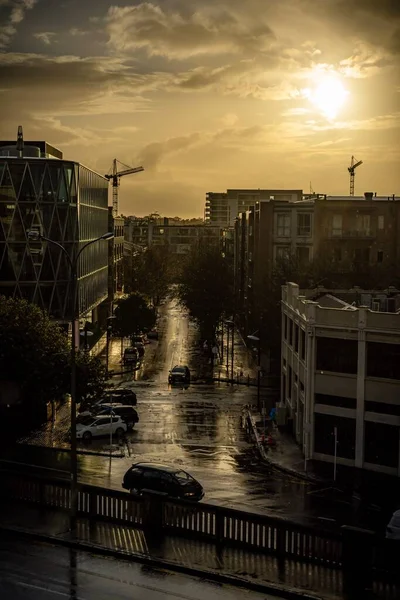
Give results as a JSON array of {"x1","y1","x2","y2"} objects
[
  {"x1": 76, "y1": 415, "x2": 127, "y2": 440},
  {"x1": 123, "y1": 347, "x2": 139, "y2": 365},
  {"x1": 146, "y1": 329, "x2": 159, "y2": 340},
  {"x1": 386, "y1": 509, "x2": 400, "y2": 540},
  {"x1": 168, "y1": 365, "x2": 190, "y2": 385},
  {"x1": 102, "y1": 388, "x2": 137, "y2": 406},
  {"x1": 97, "y1": 403, "x2": 139, "y2": 430},
  {"x1": 122, "y1": 463, "x2": 204, "y2": 501}
]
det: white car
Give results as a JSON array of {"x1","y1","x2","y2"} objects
[
  {"x1": 386, "y1": 509, "x2": 400, "y2": 540},
  {"x1": 76, "y1": 415, "x2": 127, "y2": 441}
]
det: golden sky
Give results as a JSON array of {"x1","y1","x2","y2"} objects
[{"x1": 0, "y1": 0, "x2": 399, "y2": 217}]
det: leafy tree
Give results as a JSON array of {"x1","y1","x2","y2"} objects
[
  {"x1": 113, "y1": 293, "x2": 156, "y2": 338},
  {"x1": 0, "y1": 297, "x2": 107, "y2": 418},
  {"x1": 176, "y1": 245, "x2": 234, "y2": 340},
  {"x1": 128, "y1": 246, "x2": 171, "y2": 305}
]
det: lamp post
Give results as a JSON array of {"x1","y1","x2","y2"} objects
[
  {"x1": 27, "y1": 229, "x2": 114, "y2": 530},
  {"x1": 247, "y1": 331, "x2": 261, "y2": 414},
  {"x1": 225, "y1": 319, "x2": 235, "y2": 383},
  {"x1": 105, "y1": 315, "x2": 117, "y2": 375}
]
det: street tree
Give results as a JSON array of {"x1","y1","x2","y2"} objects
[
  {"x1": 113, "y1": 292, "x2": 156, "y2": 338},
  {"x1": 176, "y1": 245, "x2": 234, "y2": 341},
  {"x1": 0, "y1": 297, "x2": 106, "y2": 422},
  {"x1": 128, "y1": 245, "x2": 171, "y2": 305}
]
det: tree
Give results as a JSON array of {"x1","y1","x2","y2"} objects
[
  {"x1": 176, "y1": 245, "x2": 234, "y2": 340},
  {"x1": 113, "y1": 293, "x2": 156, "y2": 338},
  {"x1": 128, "y1": 246, "x2": 171, "y2": 305},
  {"x1": 0, "y1": 297, "x2": 107, "y2": 420}
]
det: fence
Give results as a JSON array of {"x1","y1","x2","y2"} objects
[{"x1": 0, "y1": 470, "x2": 398, "y2": 591}]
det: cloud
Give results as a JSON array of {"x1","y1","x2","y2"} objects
[
  {"x1": 69, "y1": 27, "x2": 89, "y2": 37},
  {"x1": 33, "y1": 31, "x2": 56, "y2": 45},
  {"x1": 0, "y1": 0, "x2": 37, "y2": 48},
  {"x1": 105, "y1": 2, "x2": 275, "y2": 59}
]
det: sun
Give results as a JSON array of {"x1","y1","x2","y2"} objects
[{"x1": 303, "y1": 73, "x2": 349, "y2": 119}]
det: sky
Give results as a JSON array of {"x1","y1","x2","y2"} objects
[{"x1": 0, "y1": 0, "x2": 399, "y2": 217}]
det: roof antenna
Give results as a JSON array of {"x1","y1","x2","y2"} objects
[{"x1": 16, "y1": 125, "x2": 24, "y2": 158}]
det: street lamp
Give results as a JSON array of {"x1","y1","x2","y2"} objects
[
  {"x1": 247, "y1": 331, "x2": 261, "y2": 414},
  {"x1": 27, "y1": 229, "x2": 114, "y2": 530},
  {"x1": 225, "y1": 319, "x2": 235, "y2": 383}
]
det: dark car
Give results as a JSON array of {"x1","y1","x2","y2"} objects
[
  {"x1": 123, "y1": 347, "x2": 139, "y2": 365},
  {"x1": 98, "y1": 404, "x2": 139, "y2": 430},
  {"x1": 168, "y1": 365, "x2": 190, "y2": 385},
  {"x1": 133, "y1": 342, "x2": 145, "y2": 358},
  {"x1": 102, "y1": 388, "x2": 137, "y2": 406},
  {"x1": 146, "y1": 329, "x2": 159, "y2": 340},
  {"x1": 122, "y1": 463, "x2": 204, "y2": 501}
]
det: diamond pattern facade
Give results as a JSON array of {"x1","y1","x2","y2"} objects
[{"x1": 0, "y1": 159, "x2": 109, "y2": 320}]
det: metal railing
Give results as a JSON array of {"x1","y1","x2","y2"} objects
[{"x1": 0, "y1": 470, "x2": 399, "y2": 590}]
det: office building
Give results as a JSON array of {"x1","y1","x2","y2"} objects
[
  {"x1": 205, "y1": 189, "x2": 303, "y2": 227},
  {"x1": 281, "y1": 282, "x2": 400, "y2": 477},
  {"x1": 0, "y1": 130, "x2": 109, "y2": 322}
]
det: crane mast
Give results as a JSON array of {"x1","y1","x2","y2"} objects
[
  {"x1": 105, "y1": 158, "x2": 144, "y2": 217},
  {"x1": 348, "y1": 155, "x2": 363, "y2": 196}
]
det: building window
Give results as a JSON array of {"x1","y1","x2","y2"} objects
[
  {"x1": 378, "y1": 215, "x2": 384, "y2": 230},
  {"x1": 316, "y1": 337, "x2": 358, "y2": 374},
  {"x1": 333, "y1": 247, "x2": 342, "y2": 262},
  {"x1": 288, "y1": 318, "x2": 293, "y2": 346},
  {"x1": 275, "y1": 245, "x2": 290, "y2": 261},
  {"x1": 314, "y1": 414, "x2": 356, "y2": 459},
  {"x1": 353, "y1": 247, "x2": 370, "y2": 263},
  {"x1": 355, "y1": 214, "x2": 370, "y2": 235},
  {"x1": 297, "y1": 213, "x2": 312, "y2": 236},
  {"x1": 294, "y1": 324, "x2": 299, "y2": 353},
  {"x1": 315, "y1": 393, "x2": 356, "y2": 410},
  {"x1": 284, "y1": 315, "x2": 288, "y2": 340},
  {"x1": 367, "y1": 342, "x2": 400, "y2": 380},
  {"x1": 296, "y1": 246, "x2": 310, "y2": 264},
  {"x1": 377, "y1": 250, "x2": 383, "y2": 263},
  {"x1": 332, "y1": 214, "x2": 342, "y2": 237},
  {"x1": 300, "y1": 329, "x2": 306, "y2": 361},
  {"x1": 276, "y1": 214, "x2": 290, "y2": 237},
  {"x1": 364, "y1": 422, "x2": 399, "y2": 469}
]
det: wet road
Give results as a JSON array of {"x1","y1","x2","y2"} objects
[
  {"x1": 0, "y1": 533, "x2": 275, "y2": 600},
  {"x1": 13, "y1": 297, "x2": 370, "y2": 528}
]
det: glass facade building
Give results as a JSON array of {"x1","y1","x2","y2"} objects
[{"x1": 0, "y1": 158, "x2": 109, "y2": 320}]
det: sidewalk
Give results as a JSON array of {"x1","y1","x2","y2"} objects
[
  {"x1": 0, "y1": 500, "x2": 344, "y2": 600},
  {"x1": 246, "y1": 412, "x2": 324, "y2": 483}
]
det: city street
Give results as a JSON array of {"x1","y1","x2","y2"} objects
[
  {"x1": 10, "y1": 297, "x2": 375, "y2": 528},
  {"x1": 0, "y1": 533, "x2": 275, "y2": 600}
]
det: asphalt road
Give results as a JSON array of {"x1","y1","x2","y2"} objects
[
  {"x1": 11, "y1": 297, "x2": 382, "y2": 529},
  {"x1": 0, "y1": 533, "x2": 275, "y2": 600}
]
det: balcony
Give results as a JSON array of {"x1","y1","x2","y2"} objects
[{"x1": 325, "y1": 229, "x2": 375, "y2": 239}]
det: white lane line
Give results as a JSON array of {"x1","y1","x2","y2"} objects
[{"x1": 16, "y1": 580, "x2": 86, "y2": 599}]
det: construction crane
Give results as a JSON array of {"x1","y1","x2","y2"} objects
[
  {"x1": 105, "y1": 159, "x2": 144, "y2": 218},
  {"x1": 348, "y1": 155, "x2": 363, "y2": 197}
]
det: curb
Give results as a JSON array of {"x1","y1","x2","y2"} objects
[
  {"x1": 0, "y1": 523, "x2": 323, "y2": 600},
  {"x1": 245, "y1": 412, "x2": 324, "y2": 484}
]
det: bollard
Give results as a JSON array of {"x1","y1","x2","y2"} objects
[{"x1": 341, "y1": 525, "x2": 374, "y2": 596}]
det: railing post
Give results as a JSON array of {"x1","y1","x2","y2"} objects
[
  {"x1": 143, "y1": 497, "x2": 164, "y2": 533},
  {"x1": 215, "y1": 509, "x2": 224, "y2": 546},
  {"x1": 341, "y1": 525, "x2": 374, "y2": 596}
]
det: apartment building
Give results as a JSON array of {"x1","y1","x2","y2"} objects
[
  {"x1": 205, "y1": 189, "x2": 303, "y2": 227},
  {"x1": 314, "y1": 193, "x2": 399, "y2": 268},
  {"x1": 234, "y1": 197, "x2": 315, "y2": 332},
  {"x1": 281, "y1": 282, "x2": 400, "y2": 477},
  {"x1": 125, "y1": 217, "x2": 221, "y2": 254}
]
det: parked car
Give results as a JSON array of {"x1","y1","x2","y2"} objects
[
  {"x1": 122, "y1": 463, "x2": 204, "y2": 501},
  {"x1": 386, "y1": 509, "x2": 400, "y2": 540},
  {"x1": 133, "y1": 334, "x2": 147, "y2": 345},
  {"x1": 146, "y1": 329, "x2": 159, "y2": 340},
  {"x1": 97, "y1": 403, "x2": 139, "y2": 430},
  {"x1": 76, "y1": 415, "x2": 127, "y2": 440},
  {"x1": 123, "y1": 347, "x2": 139, "y2": 365},
  {"x1": 133, "y1": 342, "x2": 145, "y2": 358},
  {"x1": 102, "y1": 388, "x2": 137, "y2": 406},
  {"x1": 168, "y1": 365, "x2": 190, "y2": 385}
]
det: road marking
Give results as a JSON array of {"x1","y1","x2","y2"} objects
[{"x1": 16, "y1": 580, "x2": 86, "y2": 599}]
